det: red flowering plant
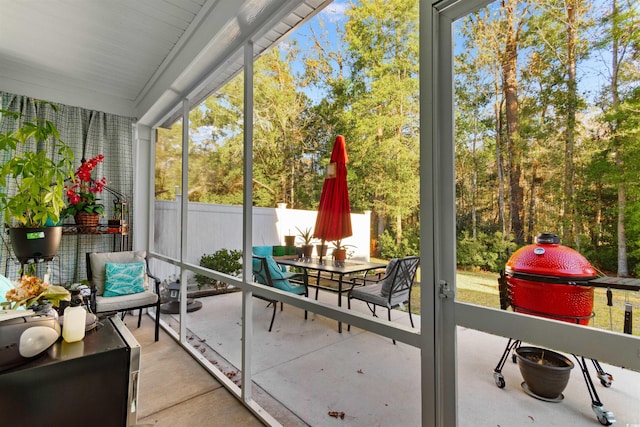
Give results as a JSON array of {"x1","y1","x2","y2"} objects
[{"x1": 62, "y1": 154, "x2": 107, "y2": 217}]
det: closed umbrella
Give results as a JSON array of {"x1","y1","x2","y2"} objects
[{"x1": 314, "y1": 135, "x2": 352, "y2": 261}]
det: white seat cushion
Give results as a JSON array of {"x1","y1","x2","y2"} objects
[
  {"x1": 350, "y1": 282, "x2": 409, "y2": 308},
  {"x1": 95, "y1": 290, "x2": 158, "y2": 313}
]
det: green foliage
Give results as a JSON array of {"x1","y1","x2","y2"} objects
[
  {"x1": 580, "y1": 244, "x2": 618, "y2": 275},
  {"x1": 0, "y1": 104, "x2": 75, "y2": 227},
  {"x1": 153, "y1": 1, "x2": 640, "y2": 278},
  {"x1": 342, "y1": 0, "x2": 420, "y2": 222},
  {"x1": 296, "y1": 226, "x2": 314, "y2": 245},
  {"x1": 378, "y1": 224, "x2": 420, "y2": 259},
  {"x1": 456, "y1": 231, "x2": 517, "y2": 272},
  {"x1": 195, "y1": 249, "x2": 243, "y2": 290}
]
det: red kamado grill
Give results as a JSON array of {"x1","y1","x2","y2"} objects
[
  {"x1": 506, "y1": 232, "x2": 596, "y2": 325},
  {"x1": 493, "y1": 233, "x2": 640, "y2": 426}
]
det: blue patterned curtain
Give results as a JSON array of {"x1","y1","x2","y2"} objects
[{"x1": 1, "y1": 92, "x2": 136, "y2": 284}]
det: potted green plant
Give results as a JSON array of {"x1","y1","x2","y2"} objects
[
  {"x1": 331, "y1": 239, "x2": 354, "y2": 261},
  {"x1": 107, "y1": 202, "x2": 128, "y2": 232},
  {"x1": 194, "y1": 249, "x2": 243, "y2": 293},
  {"x1": 0, "y1": 105, "x2": 75, "y2": 260},
  {"x1": 61, "y1": 154, "x2": 107, "y2": 232},
  {"x1": 284, "y1": 234, "x2": 296, "y2": 246},
  {"x1": 296, "y1": 226, "x2": 315, "y2": 258}
]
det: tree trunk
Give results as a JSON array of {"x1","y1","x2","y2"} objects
[
  {"x1": 377, "y1": 212, "x2": 386, "y2": 245},
  {"x1": 472, "y1": 114, "x2": 478, "y2": 239},
  {"x1": 611, "y1": 0, "x2": 628, "y2": 276},
  {"x1": 595, "y1": 183, "x2": 603, "y2": 246},
  {"x1": 494, "y1": 91, "x2": 506, "y2": 238},
  {"x1": 502, "y1": 0, "x2": 524, "y2": 244},
  {"x1": 563, "y1": 0, "x2": 578, "y2": 245},
  {"x1": 617, "y1": 182, "x2": 628, "y2": 276},
  {"x1": 290, "y1": 163, "x2": 295, "y2": 207},
  {"x1": 527, "y1": 166, "x2": 537, "y2": 244}
]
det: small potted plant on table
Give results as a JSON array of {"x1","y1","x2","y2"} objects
[
  {"x1": 296, "y1": 227, "x2": 315, "y2": 258},
  {"x1": 331, "y1": 239, "x2": 354, "y2": 261}
]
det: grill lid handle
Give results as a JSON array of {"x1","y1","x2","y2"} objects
[{"x1": 535, "y1": 232, "x2": 560, "y2": 244}]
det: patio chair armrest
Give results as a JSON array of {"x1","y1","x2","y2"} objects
[
  {"x1": 287, "y1": 272, "x2": 307, "y2": 287},
  {"x1": 350, "y1": 276, "x2": 382, "y2": 286},
  {"x1": 89, "y1": 283, "x2": 97, "y2": 313},
  {"x1": 148, "y1": 272, "x2": 161, "y2": 293},
  {"x1": 347, "y1": 275, "x2": 380, "y2": 295}
]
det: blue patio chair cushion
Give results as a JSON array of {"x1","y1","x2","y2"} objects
[
  {"x1": 252, "y1": 246, "x2": 273, "y2": 256},
  {"x1": 253, "y1": 256, "x2": 305, "y2": 295},
  {"x1": 253, "y1": 245, "x2": 287, "y2": 272}
]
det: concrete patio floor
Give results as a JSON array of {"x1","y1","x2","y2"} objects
[{"x1": 148, "y1": 289, "x2": 640, "y2": 426}]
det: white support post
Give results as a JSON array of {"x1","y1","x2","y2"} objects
[
  {"x1": 241, "y1": 40, "x2": 255, "y2": 403},
  {"x1": 179, "y1": 98, "x2": 190, "y2": 343}
]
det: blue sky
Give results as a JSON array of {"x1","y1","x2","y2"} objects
[
  {"x1": 283, "y1": 1, "x2": 350, "y2": 103},
  {"x1": 289, "y1": 0, "x2": 612, "y2": 104},
  {"x1": 191, "y1": 0, "x2": 617, "y2": 143}
]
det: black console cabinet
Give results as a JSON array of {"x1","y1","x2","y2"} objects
[{"x1": 0, "y1": 316, "x2": 140, "y2": 427}]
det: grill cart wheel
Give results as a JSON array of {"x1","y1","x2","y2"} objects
[
  {"x1": 592, "y1": 403, "x2": 615, "y2": 425},
  {"x1": 493, "y1": 372, "x2": 505, "y2": 388}
]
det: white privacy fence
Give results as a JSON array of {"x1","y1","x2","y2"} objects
[{"x1": 153, "y1": 198, "x2": 371, "y2": 279}]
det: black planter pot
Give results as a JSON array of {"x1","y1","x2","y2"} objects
[
  {"x1": 9, "y1": 226, "x2": 63, "y2": 262},
  {"x1": 515, "y1": 346, "x2": 574, "y2": 401}
]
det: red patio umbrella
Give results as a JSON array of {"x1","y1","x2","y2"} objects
[{"x1": 314, "y1": 135, "x2": 352, "y2": 261}]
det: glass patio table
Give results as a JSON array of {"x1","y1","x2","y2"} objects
[{"x1": 275, "y1": 257, "x2": 387, "y2": 332}]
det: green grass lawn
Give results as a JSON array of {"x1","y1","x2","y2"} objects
[{"x1": 409, "y1": 269, "x2": 639, "y2": 336}]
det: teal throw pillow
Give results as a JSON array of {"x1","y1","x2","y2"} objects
[{"x1": 103, "y1": 262, "x2": 146, "y2": 297}]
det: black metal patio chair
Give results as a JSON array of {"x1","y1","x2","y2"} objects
[
  {"x1": 347, "y1": 256, "x2": 420, "y2": 343},
  {"x1": 252, "y1": 255, "x2": 308, "y2": 331}
]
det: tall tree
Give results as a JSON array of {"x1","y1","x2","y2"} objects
[
  {"x1": 342, "y1": 0, "x2": 420, "y2": 247},
  {"x1": 598, "y1": 0, "x2": 640, "y2": 276},
  {"x1": 253, "y1": 47, "x2": 312, "y2": 207},
  {"x1": 454, "y1": 51, "x2": 493, "y2": 239},
  {"x1": 564, "y1": 0, "x2": 579, "y2": 243},
  {"x1": 502, "y1": 0, "x2": 528, "y2": 244},
  {"x1": 155, "y1": 121, "x2": 184, "y2": 200}
]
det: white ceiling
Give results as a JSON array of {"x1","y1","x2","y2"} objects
[{"x1": 0, "y1": 0, "x2": 329, "y2": 125}]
